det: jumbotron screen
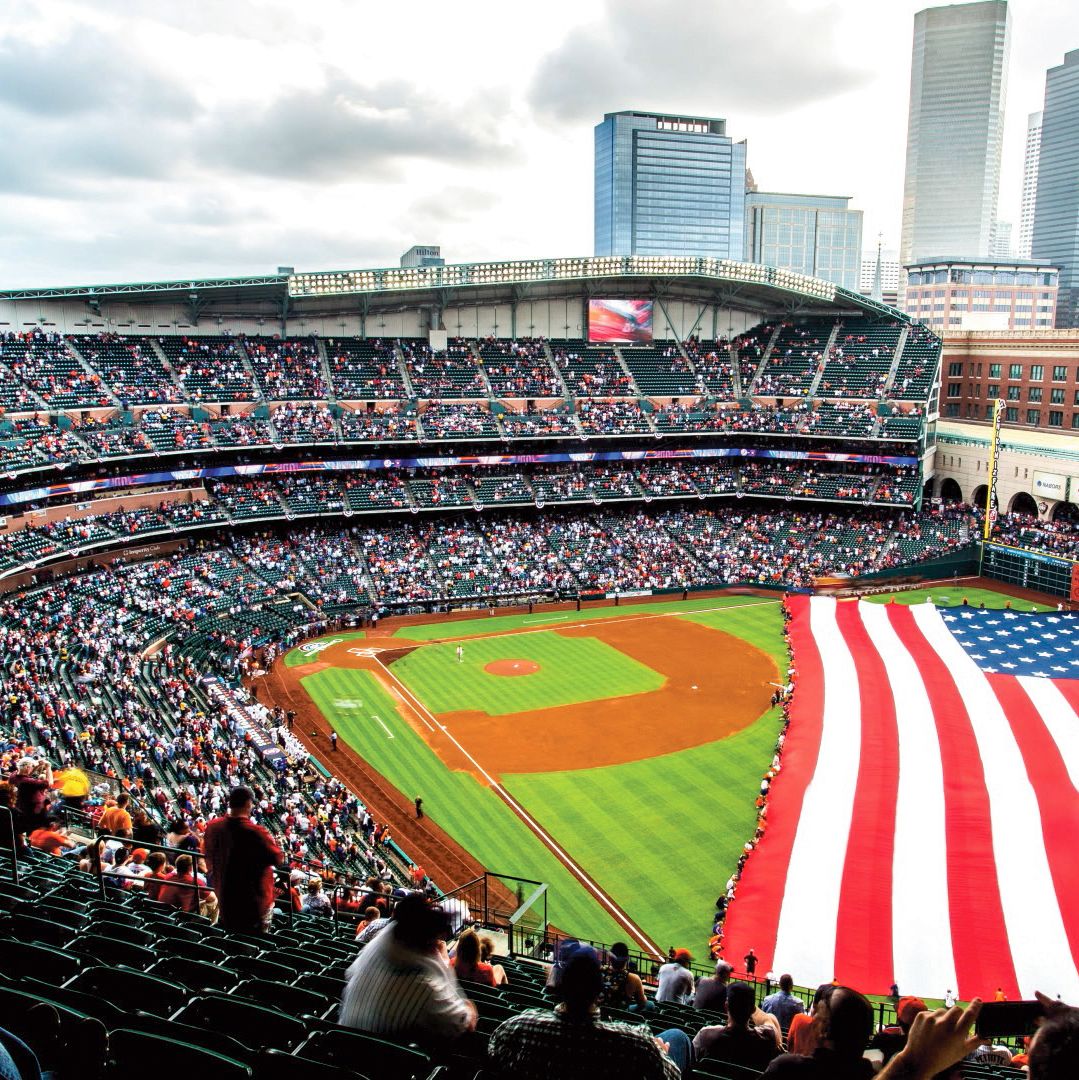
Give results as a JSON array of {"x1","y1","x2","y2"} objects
[{"x1": 587, "y1": 298, "x2": 654, "y2": 343}]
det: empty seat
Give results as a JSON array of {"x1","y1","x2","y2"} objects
[
  {"x1": 68, "y1": 965, "x2": 189, "y2": 1018},
  {"x1": 297, "y1": 1028, "x2": 431, "y2": 1080},
  {"x1": 174, "y1": 993, "x2": 307, "y2": 1052},
  {"x1": 106, "y1": 1028, "x2": 252, "y2": 1079}
]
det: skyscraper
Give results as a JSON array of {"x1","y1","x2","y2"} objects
[
  {"x1": 744, "y1": 192, "x2": 863, "y2": 289},
  {"x1": 1031, "y1": 50, "x2": 1079, "y2": 328},
  {"x1": 594, "y1": 111, "x2": 747, "y2": 259},
  {"x1": 899, "y1": 2, "x2": 1011, "y2": 276},
  {"x1": 1017, "y1": 110, "x2": 1042, "y2": 258}
]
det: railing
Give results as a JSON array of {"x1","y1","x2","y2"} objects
[{"x1": 0, "y1": 806, "x2": 19, "y2": 884}]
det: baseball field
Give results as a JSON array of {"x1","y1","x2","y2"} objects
[{"x1": 272, "y1": 584, "x2": 1050, "y2": 957}]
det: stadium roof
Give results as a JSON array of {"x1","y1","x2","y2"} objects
[{"x1": 0, "y1": 256, "x2": 909, "y2": 323}]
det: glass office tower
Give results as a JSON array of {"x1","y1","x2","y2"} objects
[
  {"x1": 594, "y1": 111, "x2": 747, "y2": 259},
  {"x1": 744, "y1": 192, "x2": 863, "y2": 289},
  {"x1": 1017, "y1": 111, "x2": 1042, "y2": 258},
  {"x1": 1032, "y1": 50, "x2": 1079, "y2": 328},
  {"x1": 899, "y1": 2, "x2": 1011, "y2": 278}
]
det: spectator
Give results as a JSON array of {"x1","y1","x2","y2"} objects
[
  {"x1": 876, "y1": 1000, "x2": 985, "y2": 1080},
  {"x1": 695, "y1": 960, "x2": 733, "y2": 1013},
  {"x1": 693, "y1": 980, "x2": 781, "y2": 1072},
  {"x1": 480, "y1": 935, "x2": 510, "y2": 987},
  {"x1": 144, "y1": 852, "x2": 173, "y2": 900},
  {"x1": 340, "y1": 894, "x2": 477, "y2": 1047},
  {"x1": 452, "y1": 929, "x2": 497, "y2": 987},
  {"x1": 488, "y1": 943, "x2": 689, "y2": 1079},
  {"x1": 157, "y1": 853, "x2": 210, "y2": 913},
  {"x1": 301, "y1": 877, "x2": 333, "y2": 917},
  {"x1": 764, "y1": 985, "x2": 876, "y2": 1078},
  {"x1": 601, "y1": 942, "x2": 650, "y2": 1013},
  {"x1": 655, "y1": 949, "x2": 694, "y2": 1004},
  {"x1": 97, "y1": 793, "x2": 133, "y2": 838},
  {"x1": 870, "y1": 995, "x2": 927, "y2": 1064},
  {"x1": 202, "y1": 786, "x2": 283, "y2": 934},
  {"x1": 28, "y1": 822, "x2": 78, "y2": 856},
  {"x1": 762, "y1": 974, "x2": 807, "y2": 1039},
  {"x1": 354, "y1": 905, "x2": 383, "y2": 940},
  {"x1": 1028, "y1": 1000, "x2": 1079, "y2": 1079}
]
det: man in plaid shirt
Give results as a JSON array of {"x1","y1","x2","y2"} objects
[{"x1": 488, "y1": 943, "x2": 691, "y2": 1078}]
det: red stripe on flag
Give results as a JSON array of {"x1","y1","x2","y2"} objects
[
  {"x1": 888, "y1": 605, "x2": 1020, "y2": 1001},
  {"x1": 990, "y1": 674, "x2": 1079, "y2": 974},
  {"x1": 832, "y1": 600, "x2": 899, "y2": 993},
  {"x1": 720, "y1": 594, "x2": 824, "y2": 977}
]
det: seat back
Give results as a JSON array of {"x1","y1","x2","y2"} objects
[
  {"x1": 107, "y1": 1028, "x2": 252, "y2": 1079},
  {"x1": 299, "y1": 1028, "x2": 431, "y2": 1080}
]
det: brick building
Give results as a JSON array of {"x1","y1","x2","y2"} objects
[{"x1": 939, "y1": 328, "x2": 1079, "y2": 431}]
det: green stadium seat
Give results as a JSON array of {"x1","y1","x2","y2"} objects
[
  {"x1": 174, "y1": 993, "x2": 308, "y2": 1052},
  {"x1": 106, "y1": 1028, "x2": 252, "y2": 1079},
  {"x1": 297, "y1": 1028, "x2": 431, "y2": 1080},
  {"x1": 68, "y1": 965, "x2": 190, "y2": 1017},
  {"x1": 0, "y1": 937, "x2": 82, "y2": 985}
]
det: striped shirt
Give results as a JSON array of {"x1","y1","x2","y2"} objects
[{"x1": 339, "y1": 927, "x2": 473, "y2": 1043}]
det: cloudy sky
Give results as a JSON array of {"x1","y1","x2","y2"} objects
[{"x1": 0, "y1": 0, "x2": 1073, "y2": 287}]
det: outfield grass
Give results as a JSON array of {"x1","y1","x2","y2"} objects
[
  {"x1": 861, "y1": 585, "x2": 1053, "y2": 610},
  {"x1": 389, "y1": 632, "x2": 665, "y2": 716},
  {"x1": 300, "y1": 666, "x2": 624, "y2": 942},
  {"x1": 393, "y1": 595, "x2": 779, "y2": 641},
  {"x1": 284, "y1": 630, "x2": 366, "y2": 667}
]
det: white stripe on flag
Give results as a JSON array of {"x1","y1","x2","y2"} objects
[
  {"x1": 914, "y1": 605, "x2": 1079, "y2": 999},
  {"x1": 1019, "y1": 675, "x2": 1079, "y2": 792},
  {"x1": 772, "y1": 596, "x2": 862, "y2": 986},
  {"x1": 860, "y1": 602, "x2": 957, "y2": 994}
]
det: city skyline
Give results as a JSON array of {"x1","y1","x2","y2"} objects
[{"x1": 0, "y1": 0, "x2": 1073, "y2": 287}]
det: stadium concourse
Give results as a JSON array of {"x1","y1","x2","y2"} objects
[{"x1": 0, "y1": 259, "x2": 1074, "y2": 1078}]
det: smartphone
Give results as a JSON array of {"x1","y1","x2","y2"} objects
[{"x1": 975, "y1": 1000, "x2": 1043, "y2": 1038}]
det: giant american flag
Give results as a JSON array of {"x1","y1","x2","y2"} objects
[{"x1": 721, "y1": 595, "x2": 1079, "y2": 1002}]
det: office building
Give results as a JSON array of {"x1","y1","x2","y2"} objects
[
  {"x1": 899, "y1": 2, "x2": 1011, "y2": 279},
  {"x1": 1017, "y1": 111, "x2": 1042, "y2": 258},
  {"x1": 1032, "y1": 50, "x2": 1079, "y2": 328},
  {"x1": 744, "y1": 192, "x2": 862, "y2": 289},
  {"x1": 400, "y1": 245, "x2": 445, "y2": 268},
  {"x1": 594, "y1": 110, "x2": 747, "y2": 259},
  {"x1": 904, "y1": 257, "x2": 1058, "y2": 332},
  {"x1": 992, "y1": 221, "x2": 1013, "y2": 259}
]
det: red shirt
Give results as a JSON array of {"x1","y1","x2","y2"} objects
[{"x1": 203, "y1": 814, "x2": 282, "y2": 930}]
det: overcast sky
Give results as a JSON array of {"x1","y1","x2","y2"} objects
[{"x1": 0, "y1": 0, "x2": 1074, "y2": 287}]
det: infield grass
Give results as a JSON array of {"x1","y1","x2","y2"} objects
[
  {"x1": 300, "y1": 665, "x2": 624, "y2": 943},
  {"x1": 389, "y1": 631, "x2": 664, "y2": 715},
  {"x1": 284, "y1": 630, "x2": 366, "y2": 667}
]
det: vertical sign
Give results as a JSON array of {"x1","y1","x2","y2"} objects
[{"x1": 983, "y1": 398, "x2": 1004, "y2": 542}]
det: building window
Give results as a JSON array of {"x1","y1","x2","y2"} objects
[
  {"x1": 1048, "y1": 411, "x2": 1063, "y2": 427},
  {"x1": 1028, "y1": 386, "x2": 1043, "y2": 402},
  {"x1": 1052, "y1": 366, "x2": 1066, "y2": 381},
  {"x1": 987, "y1": 384, "x2": 1000, "y2": 398},
  {"x1": 1005, "y1": 407, "x2": 1019, "y2": 422},
  {"x1": 947, "y1": 383, "x2": 961, "y2": 397},
  {"x1": 1030, "y1": 365, "x2": 1044, "y2": 381},
  {"x1": 1007, "y1": 386, "x2": 1021, "y2": 400},
  {"x1": 1026, "y1": 409, "x2": 1040, "y2": 425},
  {"x1": 1008, "y1": 364, "x2": 1022, "y2": 379},
  {"x1": 948, "y1": 362, "x2": 962, "y2": 376},
  {"x1": 945, "y1": 403, "x2": 960, "y2": 417},
  {"x1": 989, "y1": 363, "x2": 1001, "y2": 378},
  {"x1": 1051, "y1": 388, "x2": 1065, "y2": 404},
  {"x1": 1073, "y1": 413, "x2": 1079, "y2": 429}
]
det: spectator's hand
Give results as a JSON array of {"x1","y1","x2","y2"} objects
[
  {"x1": 1035, "y1": 991, "x2": 1078, "y2": 1021},
  {"x1": 653, "y1": 1037, "x2": 670, "y2": 1055},
  {"x1": 881, "y1": 1000, "x2": 985, "y2": 1079}
]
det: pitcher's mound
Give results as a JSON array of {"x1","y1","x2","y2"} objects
[{"x1": 484, "y1": 659, "x2": 541, "y2": 677}]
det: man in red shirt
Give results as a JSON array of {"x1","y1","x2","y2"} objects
[{"x1": 203, "y1": 786, "x2": 283, "y2": 934}]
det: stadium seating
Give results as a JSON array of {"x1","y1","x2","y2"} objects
[
  {"x1": 420, "y1": 403, "x2": 501, "y2": 441},
  {"x1": 477, "y1": 339, "x2": 561, "y2": 398},
  {"x1": 497, "y1": 409, "x2": 578, "y2": 438},
  {"x1": 71, "y1": 334, "x2": 183, "y2": 406},
  {"x1": 158, "y1": 336, "x2": 257, "y2": 402},
  {"x1": 891, "y1": 326, "x2": 941, "y2": 401},
  {"x1": 618, "y1": 345, "x2": 696, "y2": 396},
  {"x1": 401, "y1": 339, "x2": 486, "y2": 398},
  {"x1": 752, "y1": 318, "x2": 834, "y2": 397},
  {"x1": 575, "y1": 399, "x2": 652, "y2": 436},
  {"x1": 244, "y1": 338, "x2": 327, "y2": 400},
  {"x1": 339, "y1": 406, "x2": 418, "y2": 442},
  {"x1": 326, "y1": 338, "x2": 406, "y2": 399},
  {"x1": 271, "y1": 403, "x2": 338, "y2": 444},
  {"x1": 550, "y1": 341, "x2": 635, "y2": 396},
  {"x1": 816, "y1": 318, "x2": 903, "y2": 399}
]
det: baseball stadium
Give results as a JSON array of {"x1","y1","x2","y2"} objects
[{"x1": 0, "y1": 256, "x2": 1076, "y2": 1077}]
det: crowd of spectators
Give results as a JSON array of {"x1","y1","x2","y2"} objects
[
  {"x1": 479, "y1": 337, "x2": 562, "y2": 397},
  {"x1": 991, "y1": 509, "x2": 1079, "y2": 559},
  {"x1": 271, "y1": 402, "x2": 338, "y2": 443}
]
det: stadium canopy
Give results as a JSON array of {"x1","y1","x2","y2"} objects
[{"x1": 0, "y1": 255, "x2": 908, "y2": 324}]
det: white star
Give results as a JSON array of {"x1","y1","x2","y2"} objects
[
  {"x1": 989, "y1": 648, "x2": 1004, "y2": 655},
  {"x1": 1030, "y1": 621, "x2": 1044, "y2": 629},
  {"x1": 1033, "y1": 671, "x2": 1050, "y2": 678},
  {"x1": 1025, "y1": 638, "x2": 1041, "y2": 645},
  {"x1": 943, "y1": 614, "x2": 957, "y2": 622},
  {"x1": 984, "y1": 667, "x2": 998, "y2": 673},
  {"x1": 1052, "y1": 666, "x2": 1066, "y2": 673},
  {"x1": 1070, "y1": 659, "x2": 1079, "y2": 667},
  {"x1": 1003, "y1": 612, "x2": 1019, "y2": 620},
  {"x1": 986, "y1": 619, "x2": 1001, "y2": 626},
  {"x1": 978, "y1": 635, "x2": 994, "y2": 642},
  {"x1": 1000, "y1": 662, "x2": 1018, "y2": 670},
  {"x1": 1047, "y1": 617, "x2": 1061, "y2": 624},
  {"x1": 1043, "y1": 633, "x2": 1057, "y2": 641},
  {"x1": 998, "y1": 629, "x2": 1011, "y2": 637},
  {"x1": 970, "y1": 654, "x2": 986, "y2": 661},
  {"x1": 1056, "y1": 647, "x2": 1070, "y2": 653},
  {"x1": 952, "y1": 628, "x2": 965, "y2": 636},
  {"x1": 1007, "y1": 643, "x2": 1023, "y2": 650}
]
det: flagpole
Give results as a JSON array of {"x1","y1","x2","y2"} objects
[{"x1": 979, "y1": 397, "x2": 1004, "y2": 577}]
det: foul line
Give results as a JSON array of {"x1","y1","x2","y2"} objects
[
  {"x1": 372, "y1": 714, "x2": 395, "y2": 739},
  {"x1": 374, "y1": 653, "x2": 664, "y2": 957}
]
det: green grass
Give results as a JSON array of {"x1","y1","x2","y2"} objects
[
  {"x1": 861, "y1": 585, "x2": 1053, "y2": 610},
  {"x1": 394, "y1": 595, "x2": 778, "y2": 641},
  {"x1": 300, "y1": 666, "x2": 624, "y2": 942},
  {"x1": 284, "y1": 629, "x2": 366, "y2": 667},
  {"x1": 389, "y1": 632, "x2": 665, "y2": 716}
]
